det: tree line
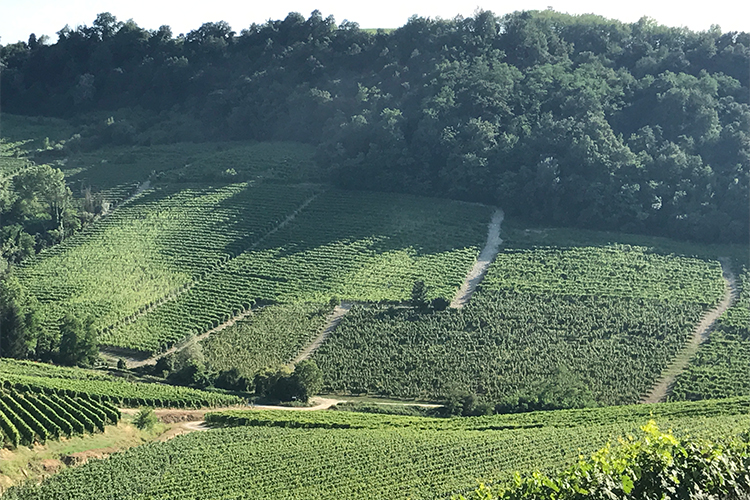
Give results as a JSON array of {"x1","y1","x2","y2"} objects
[{"x1": 1, "y1": 9, "x2": 747, "y2": 243}]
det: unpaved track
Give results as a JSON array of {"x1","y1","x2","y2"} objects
[
  {"x1": 289, "y1": 303, "x2": 353, "y2": 368},
  {"x1": 120, "y1": 398, "x2": 345, "y2": 440},
  {"x1": 121, "y1": 307, "x2": 259, "y2": 369},
  {"x1": 641, "y1": 259, "x2": 738, "y2": 404},
  {"x1": 100, "y1": 192, "x2": 322, "y2": 368},
  {"x1": 450, "y1": 209, "x2": 504, "y2": 308},
  {"x1": 251, "y1": 397, "x2": 345, "y2": 411}
]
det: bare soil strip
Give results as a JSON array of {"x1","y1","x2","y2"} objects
[
  {"x1": 250, "y1": 397, "x2": 345, "y2": 411},
  {"x1": 120, "y1": 307, "x2": 260, "y2": 369},
  {"x1": 641, "y1": 259, "x2": 738, "y2": 404},
  {"x1": 450, "y1": 209, "x2": 504, "y2": 309},
  {"x1": 288, "y1": 302, "x2": 353, "y2": 368},
  {"x1": 100, "y1": 192, "x2": 322, "y2": 367}
]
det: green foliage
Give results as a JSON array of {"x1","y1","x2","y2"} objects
[
  {"x1": 213, "y1": 368, "x2": 250, "y2": 392},
  {"x1": 316, "y1": 293, "x2": 704, "y2": 406},
  {"x1": 133, "y1": 407, "x2": 158, "y2": 430},
  {"x1": 482, "y1": 246, "x2": 725, "y2": 306},
  {"x1": 0, "y1": 278, "x2": 41, "y2": 359},
  {"x1": 410, "y1": 280, "x2": 429, "y2": 310},
  {"x1": 4, "y1": 398, "x2": 747, "y2": 499},
  {"x1": 2, "y1": 10, "x2": 748, "y2": 243},
  {"x1": 292, "y1": 360, "x2": 323, "y2": 402},
  {"x1": 253, "y1": 361, "x2": 323, "y2": 402},
  {"x1": 0, "y1": 358, "x2": 242, "y2": 408},
  {"x1": 0, "y1": 391, "x2": 119, "y2": 448},
  {"x1": 202, "y1": 303, "x2": 330, "y2": 379},
  {"x1": 100, "y1": 189, "x2": 489, "y2": 352},
  {"x1": 457, "y1": 421, "x2": 750, "y2": 500},
  {"x1": 671, "y1": 266, "x2": 750, "y2": 400},
  {"x1": 16, "y1": 182, "x2": 317, "y2": 351},
  {"x1": 315, "y1": 244, "x2": 722, "y2": 406},
  {"x1": 58, "y1": 314, "x2": 98, "y2": 367}
]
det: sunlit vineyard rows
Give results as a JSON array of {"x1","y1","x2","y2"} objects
[
  {"x1": 671, "y1": 265, "x2": 750, "y2": 400},
  {"x1": 202, "y1": 303, "x2": 332, "y2": 377},
  {"x1": 316, "y1": 292, "x2": 704, "y2": 405},
  {"x1": 315, "y1": 245, "x2": 723, "y2": 404},
  {"x1": 15, "y1": 183, "x2": 316, "y2": 342},
  {"x1": 482, "y1": 246, "x2": 725, "y2": 305},
  {"x1": 5, "y1": 397, "x2": 748, "y2": 500},
  {"x1": 105, "y1": 190, "x2": 490, "y2": 352},
  {"x1": 0, "y1": 359, "x2": 242, "y2": 408},
  {"x1": 0, "y1": 389, "x2": 119, "y2": 448}
]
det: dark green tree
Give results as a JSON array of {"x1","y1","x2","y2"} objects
[
  {"x1": 410, "y1": 281, "x2": 429, "y2": 311},
  {"x1": 58, "y1": 314, "x2": 98, "y2": 367},
  {"x1": 292, "y1": 360, "x2": 323, "y2": 402},
  {"x1": 0, "y1": 277, "x2": 41, "y2": 359}
]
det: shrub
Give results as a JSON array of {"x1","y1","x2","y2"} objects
[
  {"x1": 132, "y1": 407, "x2": 158, "y2": 430},
  {"x1": 456, "y1": 422, "x2": 750, "y2": 499}
]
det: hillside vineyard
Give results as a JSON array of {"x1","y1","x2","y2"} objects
[{"x1": 0, "y1": 7, "x2": 748, "y2": 499}]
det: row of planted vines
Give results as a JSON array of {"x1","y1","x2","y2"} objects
[
  {"x1": 314, "y1": 245, "x2": 725, "y2": 405},
  {"x1": 0, "y1": 389, "x2": 119, "y2": 448},
  {"x1": 14, "y1": 182, "x2": 317, "y2": 343},
  {"x1": 670, "y1": 264, "x2": 750, "y2": 400},
  {"x1": 201, "y1": 303, "x2": 332, "y2": 378},
  {"x1": 103, "y1": 190, "x2": 491, "y2": 352},
  {"x1": 4, "y1": 398, "x2": 748, "y2": 499},
  {"x1": 0, "y1": 359, "x2": 242, "y2": 408}
]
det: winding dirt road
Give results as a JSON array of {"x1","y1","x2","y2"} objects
[{"x1": 641, "y1": 259, "x2": 738, "y2": 404}]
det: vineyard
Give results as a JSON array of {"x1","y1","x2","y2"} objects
[
  {"x1": 0, "y1": 359, "x2": 242, "y2": 408},
  {"x1": 3, "y1": 397, "x2": 748, "y2": 499},
  {"x1": 15, "y1": 182, "x2": 317, "y2": 346},
  {"x1": 202, "y1": 303, "x2": 332, "y2": 378},
  {"x1": 0, "y1": 141, "x2": 33, "y2": 179},
  {"x1": 481, "y1": 246, "x2": 724, "y2": 304},
  {"x1": 102, "y1": 189, "x2": 490, "y2": 352},
  {"x1": 0, "y1": 390, "x2": 119, "y2": 448},
  {"x1": 670, "y1": 265, "x2": 750, "y2": 400},
  {"x1": 314, "y1": 245, "x2": 725, "y2": 405},
  {"x1": 62, "y1": 141, "x2": 319, "y2": 199}
]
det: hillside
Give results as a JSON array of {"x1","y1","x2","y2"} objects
[
  {"x1": 1, "y1": 10, "x2": 747, "y2": 244},
  {"x1": 3, "y1": 398, "x2": 749, "y2": 499},
  {"x1": 0, "y1": 7, "x2": 748, "y2": 499}
]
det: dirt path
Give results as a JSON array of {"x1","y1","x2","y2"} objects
[
  {"x1": 119, "y1": 398, "x2": 345, "y2": 440},
  {"x1": 114, "y1": 180, "x2": 152, "y2": 210},
  {"x1": 100, "y1": 192, "x2": 322, "y2": 367},
  {"x1": 450, "y1": 209, "x2": 504, "y2": 309},
  {"x1": 288, "y1": 303, "x2": 353, "y2": 368},
  {"x1": 120, "y1": 307, "x2": 260, "y2": 369},
  {"x1": 251, "y1": 397, "x2": 345, "y2": 411},
  {"x1": 641, "y1": 259, "x2": 738, "y2": 404}
]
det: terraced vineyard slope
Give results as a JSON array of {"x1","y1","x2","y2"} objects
[
  {"x1": 0, "y1": 390, "x2": 120, "y2": 448},
  {"x1": 14, "y1": 183, "x2": 317, "y2": 348},
  {"x1": 4, "y1": 397, "x2": 748, "y2": 499},
  {"x1": 61, "y1": 141, "x2": 318, "y2": 204},
  {"x1": 202, "y1": 303, "x2": 333, "y2": 378}
]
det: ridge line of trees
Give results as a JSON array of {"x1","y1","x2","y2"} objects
[{"x1": 0, "y1": 9, "x2": 746, "y2": 244}]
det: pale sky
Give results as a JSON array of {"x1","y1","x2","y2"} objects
[{"x1": 1, "y1": 0, "x2": 748, "y2": 45}]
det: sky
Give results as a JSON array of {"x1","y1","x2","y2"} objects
[{"x1": 1, "y1": 0, "x2": 748, "y2": 45}]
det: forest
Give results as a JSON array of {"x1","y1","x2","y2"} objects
[{"x1": 1, "y1": 9, "x2": 747, "y2": 244}]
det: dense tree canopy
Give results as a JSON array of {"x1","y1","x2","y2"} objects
[{"x1": 1, "y1": 9, "x2": 747, "y2": 242}]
